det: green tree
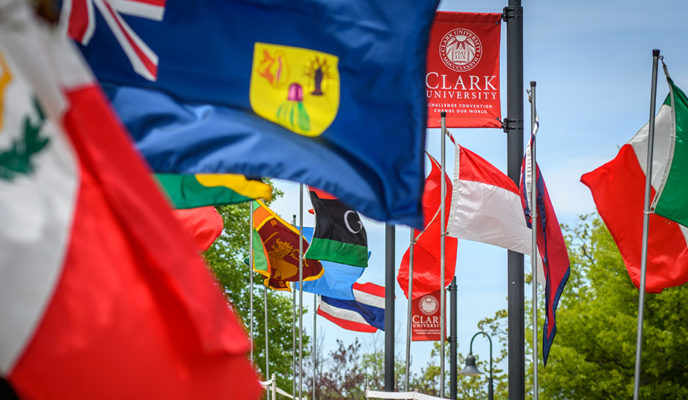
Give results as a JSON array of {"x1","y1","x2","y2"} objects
[
  {"x1": 203, "y1": 200, "x2": 309, "y2": 393},
  {"x1": 527, "y1": 214, "x2": 688, "y2": 399}
]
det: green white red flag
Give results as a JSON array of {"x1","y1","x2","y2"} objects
[
  {"x1": 582, "y1": 67, "x2": 688, "y2": 292},
  {"x1": 0, "y1": 4, "x2": 261, "y2": 398}
]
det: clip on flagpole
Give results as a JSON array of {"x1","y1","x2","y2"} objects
[
  {"x1": 633, "y1": 48, "x2": 661, "y2": 400},
  {"x1": 249, "y1": 204, "x2": 254, "y2": 364},
  {"x1": 299, "y1": 183, "x2": 304, "y2": 400},
  {"x1": 528, "y1": 81, "x2": 539, "y2": 400},
  {"x1": 405, "y1": 228, "x2": 416, "y2": 391},
  {"x1": 439, "y1": 111, "x2": 447, "y2": 398}
]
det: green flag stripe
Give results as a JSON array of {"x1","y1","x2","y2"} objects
[
  {"x1": 304, "y1": 237, "x2": 368, "y2": 267},
  {"x1": 654, "y1": 79, "x2": 688, "y2": 227},
  {"x1": 251, "y1": 228, "x2": 269, "y2": 273},
  {"x1": 156, "y1": 174, "x2": 253, "y2": 209}
]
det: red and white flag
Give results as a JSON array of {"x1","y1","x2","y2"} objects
[
  {"x1": 447, "y1": 144, "x2": 545, "y2": 280},
  {"x1": 0, "y1": 3, "x2": 260, "y2": 399},
  {"x1": 397, "y1": 154, "x2": 458, "y2": 299}
]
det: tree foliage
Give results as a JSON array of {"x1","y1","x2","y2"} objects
[
  {"x1": 528, "y1": 214, "x2": 688, "y2": 399},
  {"x1": 203, "y1": 199, "x2": 309, "y2": 393}
]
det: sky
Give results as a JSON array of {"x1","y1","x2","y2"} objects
[{"x1": 262, "y1": 0, "x2": 688, "y2": 386}]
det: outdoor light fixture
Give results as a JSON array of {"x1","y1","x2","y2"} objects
[{"x1": 459, "y1": 331, "x2": 493, "y2": 400}]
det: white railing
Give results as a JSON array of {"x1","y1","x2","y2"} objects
[{"x1": 366, "y1": 390, "x2": 450, "y2": 400}]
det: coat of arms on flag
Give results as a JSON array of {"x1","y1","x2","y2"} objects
[{"x1": 250, "y1": 43, "x2": 340, "y2": 137}]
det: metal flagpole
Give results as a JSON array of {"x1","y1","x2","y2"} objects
[
  {"x1": 384, "y1": 223, "x2": 395, "y2": 391},
  {"x1": 633, "y1": 48, "x2": 661, "y2": 400},
  {"x1": 264, "y1": 285, "x2": 269, "y2": 379},
  {"x1": 313, "y1": 294, "x2": 317, "y2": 400},
  {"x1": 405, "y1": 228, "x2": 415, "y2": 391},
  {"x1": 439, "y1": 111, "x2": 447, "y2": 398},
  {"x1": 528, "y1": 81, "x2": 538, "y2": 400},
  {"x1": 504, "y1": 1, "x2": 525, "y2": 398},
  {"x1": 299, "y1": 184, "x2": 304, "y2": 400},
  {"x1": 249, "y1": 203, "x2": 254, "y2": 363},
  {"x1": 449, "y1": 277, "x2": 457, "y2": 400},
  {"x1": 292, "y1": 215, "x2": 297, "y2": 398}
]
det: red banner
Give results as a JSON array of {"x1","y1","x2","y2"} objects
[
  {"x1": 411, "y1": 290, "x2": 445, "y2": 341},
  {"x1": 426, "y1": 12, "x2": 502, "y2": 128}
]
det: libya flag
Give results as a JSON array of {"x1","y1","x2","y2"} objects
[
  {"x1": 651, "y1": 76, "x2": 688, "y2": 227},
  {"x1": 156, "y1": 173, "x2": 271, "y2": 209},
  {"x1": 304, "y1": 188, "x2": 368, "y2": 267}
]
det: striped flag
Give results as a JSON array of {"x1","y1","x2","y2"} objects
[{"x1": 317, "y1": 282, "x2": 385, "y2": 332}]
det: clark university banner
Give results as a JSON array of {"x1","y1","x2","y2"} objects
[{"x1": 426, "y1": 12, "x2": 502, "y2": 128}]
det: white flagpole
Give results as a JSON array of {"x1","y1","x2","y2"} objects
[
  {"x1": 312, "y1": 293, "x2": 317, "y2": 400},
  {"x1": 528, "y1": 81, "x2": 539, "y2": 400},
  {"x1": 249, "y1": 203, "x2": 254, "y2": 364},
  {"x1": 440, "y1": 111, "x2": 447, "y2": 398},
  {"x1": 633, "y1": 49, "x2": 661, "y2": 400},
  {"x1": 264, "y1": 284, "x2": 269, "y2": 379},
  {"x1": 299, "y1": 184, "x2": 304, "y2": 400},
  {"x1": 405, "y1": 228, "x2": 415, "y2": 391}
]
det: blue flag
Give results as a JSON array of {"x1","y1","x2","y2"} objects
[
  {"x1": 298, "y1": 227, "x2": 365, "y2": 300},
  {"x1": 65, "y1": 0, "x2": 438, "y2": 228}
]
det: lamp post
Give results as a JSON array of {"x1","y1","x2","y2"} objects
[{"x1": 459, "y1": 331, "x2": 493, "y2": 400}]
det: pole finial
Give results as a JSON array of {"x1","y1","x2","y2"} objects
[
  {"x1": 653, "y1": 49, "x2": 661, "y2": 57},
  {"x1": 530, "y1": 81, "x2": 536, "y2": 87},
  {"x1": 441, "y1": 111, "x2": 446, "y2": 118}
]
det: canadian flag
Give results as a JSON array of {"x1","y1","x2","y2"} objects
[{"x1": 0, "y1": 3, "x2": 260, "y2": 399}]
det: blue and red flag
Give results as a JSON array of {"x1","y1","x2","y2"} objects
[
  {"x1": 317, "y1": 282, "x2": 385, "y2": 333},
  {"x1": 63, "y1": 0, "x2": 439, "y2": 228},
  {"x1": 520, "y1": 134, "x2": 571, "y2": 365}
]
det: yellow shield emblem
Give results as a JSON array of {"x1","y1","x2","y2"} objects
[{"x1": 250, "y1": 42, "x2": 339, "y2": 137}]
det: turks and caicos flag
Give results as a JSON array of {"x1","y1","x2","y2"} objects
[
  {"x1": 317, "y1": 282, "x2": 385, "y2": 333},
  {"x1": 0, "y1": 3, "x2": 260, "y2": 399}
]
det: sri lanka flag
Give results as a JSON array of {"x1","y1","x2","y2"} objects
[
  {"x1": 252, "y1": 200, "x2": 324, "y2": 291},
  {"x1": 63, "y1": 0, "x2": 439, "y2": 228}
]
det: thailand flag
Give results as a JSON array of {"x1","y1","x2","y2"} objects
[{"x1": 317, "y1": 282, "x2": 385, "y2": 333}]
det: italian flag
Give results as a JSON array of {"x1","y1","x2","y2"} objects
[
  {"x1": 581, "y1": 72, "x2": 688, "y2": 292},
  {"x1": 0, "y1": 4, "x2": 261, "y2": 399}
]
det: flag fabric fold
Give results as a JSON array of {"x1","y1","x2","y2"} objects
[
  {"x1": 650, "y1": 73, "x2": 688, "y2": 227},
  {"x1": 397, "y1": 154, "x2": 458, "y2": 300},
  {"x1": 67, "y1": 0, "x2": 441, "y2": 228},
  {"x1": 252, "y1": 200, "x2": 324, "y2": 291},
  {"x1": 0, "y1": 5, "x2": 260, "y2": 399},
  {"x1": 317, "y1": 282, "x2": 385, "y2": 332},
  {"x1": 156, "y1": 173, "x2": 272, "y2": 209},
  {"x1": 520, "y1": 133, "x2": 570, "y2": 365},
  {"x1": 304, "y1": 187, "x2": 368, "y2": 267},
  {"x1": 172, "y1": 206, "x2": 224, "y2": 252},
  {"x1": 581, "y1": 71, "x2": 688, "y2": 292}
]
